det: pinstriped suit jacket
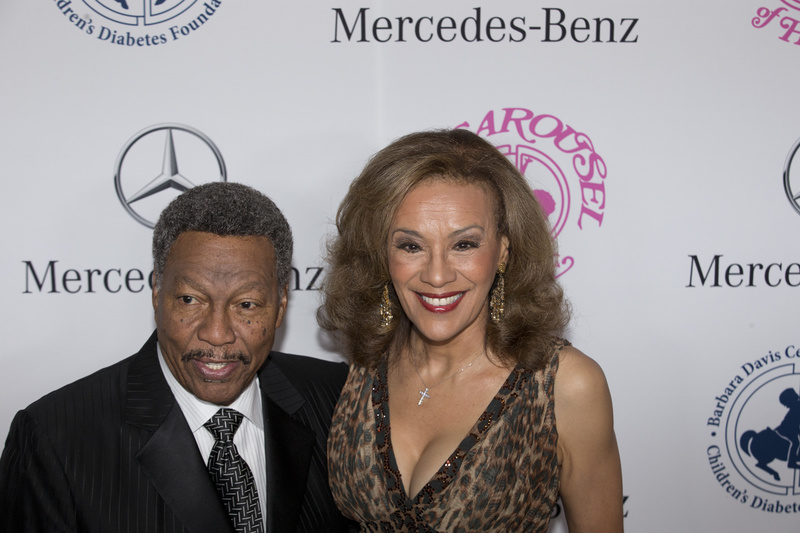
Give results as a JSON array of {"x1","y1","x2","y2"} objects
[{"x1": 0, "y1": 332, "x2": 354, "y2": 533}]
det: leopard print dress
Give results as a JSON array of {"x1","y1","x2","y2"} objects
[{"x1": 327, "y1": 339, "x2": 564, "y2": 532}]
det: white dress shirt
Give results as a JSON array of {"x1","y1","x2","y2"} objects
[{"x1": 157, "y1": 343, "x2": 268, "y2": 525}]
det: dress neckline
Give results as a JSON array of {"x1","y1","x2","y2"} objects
[{"x1": 373, "y1": 360, "x2": 527, "y2": 506}]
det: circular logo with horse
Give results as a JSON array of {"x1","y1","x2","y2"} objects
[
  {"x1": 52, "y1": 0, "x2": 223, "y2": 46},
  {"x1": 729, "y1": 364, "x2": 800, "y2": 496},
  {"x1": 706, "y1": 348, "x2": 800, "y2": 514}
]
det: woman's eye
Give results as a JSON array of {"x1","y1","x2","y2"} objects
[
  {"x1": 455, "y1": 240, "x2": 479, "y2": 251},
  {"x1": 396, "y1": 241, "x2": 421, "y2": 252}
]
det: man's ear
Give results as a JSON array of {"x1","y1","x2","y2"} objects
[
  {"x1": 275, "y1": 283, "x2": 289, "y2": 328},
  {"x1": 151, "y1": 271, "x2": 159, "y2": 318}
]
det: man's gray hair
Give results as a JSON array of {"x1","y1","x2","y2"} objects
[{"x1": 152, "y1": 182, "x2": 293, "y2": 289}]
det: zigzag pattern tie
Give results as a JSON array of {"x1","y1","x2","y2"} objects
[{"x1": 204, "y1": 408, "x2": 264, "y2": 533}]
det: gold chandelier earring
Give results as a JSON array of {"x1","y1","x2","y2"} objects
[
  {"x1": 490, "y1": 262, "x2": 506, "y2": 324},
  {"x1": 380, "y1": 282, "x2": 394, "y2": 327}
]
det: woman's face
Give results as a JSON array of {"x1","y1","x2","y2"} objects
[{"x1": 387, "y1": 180, "x2": 509, "y2": 347}]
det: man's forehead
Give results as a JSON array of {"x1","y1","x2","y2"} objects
[
  {"x1": 168, "y1": 232, "x2": 273, "y2": 255},
  {"x1": 166, "y1": 233, "x2": 276, "y2": 273},
  {"x1": 173, "y1": 230, "x2": 272, "y2": 246}
]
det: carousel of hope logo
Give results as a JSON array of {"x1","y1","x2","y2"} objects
[{"x1": 457, "y1": 107, "x2": 606, "y2": 277}]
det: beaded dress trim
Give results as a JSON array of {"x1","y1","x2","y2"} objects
[{"x1": 373, "y1": 361, "x2": 527, "y2": 516}]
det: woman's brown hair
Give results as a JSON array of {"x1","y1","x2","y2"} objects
[{"x1": 318, "y1": 128, "x2": 570, "y2": 370}]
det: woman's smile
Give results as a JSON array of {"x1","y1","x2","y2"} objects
[{"x1": 416, "y1": 291, "x2": 465, "y2": 312}]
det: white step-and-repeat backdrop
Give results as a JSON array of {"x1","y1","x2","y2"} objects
[{"x1": 2, "y1": 1, "x2": 800, "y2": 531}]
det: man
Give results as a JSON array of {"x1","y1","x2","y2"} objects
[{"x1": 0, "y1": 183, "x2": 352, "y2": 532}]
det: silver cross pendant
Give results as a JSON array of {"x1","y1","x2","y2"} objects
[{"x1": 418, "y1": 387, "x2": 431, "y2": 405}]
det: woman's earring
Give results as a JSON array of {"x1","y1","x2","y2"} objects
[
  {"x1": 490, "y1": 262, "x2": 506, "y2": 324},
  {"x1": 380, "y1": 282, "x2": 393, "y2": 327}
]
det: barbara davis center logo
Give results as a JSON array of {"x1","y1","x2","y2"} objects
[
  {"x1": 54, "y1": 0, "x2": 223, "y2": 46},
  {"x1": 706, "y1": 346, "x2": 800, "y2": 514}
]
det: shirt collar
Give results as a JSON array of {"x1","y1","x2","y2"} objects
[{"x1": 156, "y1": 342, "x2": 264, "y2": 434}]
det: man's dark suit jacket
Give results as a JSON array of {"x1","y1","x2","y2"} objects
[{"x1": 0, "y1": 332, "x2": 353, "y2": 533}]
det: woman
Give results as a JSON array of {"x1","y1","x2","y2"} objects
[{"x1": 319, "y1": 129, "x2": 623, "y2": 532}]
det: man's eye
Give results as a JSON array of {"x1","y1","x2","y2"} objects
[
  {"x1": 240, "y1": 302, "x2": 256, "y2": 310},
  {"x1": 180, "y1": 296, "x2": 195, "y2": 304}
]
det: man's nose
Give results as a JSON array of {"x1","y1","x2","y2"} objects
[{"x1": 197, "y1": 305, "x2": 236, "y2": 346}]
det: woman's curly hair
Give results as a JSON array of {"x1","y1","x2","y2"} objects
[{"x1": 318, "y1": 128, "x2": 570, "y2": 371}]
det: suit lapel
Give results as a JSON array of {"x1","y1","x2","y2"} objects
[
  {"x1": 126, "y1": 333, "x2": 235, "y2": 533},
  {"x1": 259, "y1": 356, "x2": 315, "y2": 533}
]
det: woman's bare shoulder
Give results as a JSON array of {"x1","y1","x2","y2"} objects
[
  {"x1": 554, "y1": 344, "x2": 623, "y2": 532},
  {"x1": 555, "y1": 344, "x2": 612, "y2": 408}
]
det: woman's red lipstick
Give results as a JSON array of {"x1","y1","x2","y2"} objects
[{"x1": 416, "y1": 291, "x2": 464, "y2": 313}]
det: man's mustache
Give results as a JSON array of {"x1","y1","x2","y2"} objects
[{"x1": 180, "y1": 349, "x2": 252, "y2": 365}]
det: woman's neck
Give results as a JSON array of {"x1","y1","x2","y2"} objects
[{"x1": 406, "y1": 327, "x2": 489, "y2": 378}]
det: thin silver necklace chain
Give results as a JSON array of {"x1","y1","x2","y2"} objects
[{"x1": 411, "y1": 350, "x2": 485, "y2": 406}]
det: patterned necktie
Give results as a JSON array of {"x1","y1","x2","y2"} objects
[{"x1": 204, "y1": 408, "x2": 264, "y2": 533}]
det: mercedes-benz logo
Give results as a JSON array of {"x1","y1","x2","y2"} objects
[
  {"x1": 783, "y1": 136, "x2": 800, "y2": 216},
  {"x1": 114, "y1": 123, "x2": 227, "y2": 228}
]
